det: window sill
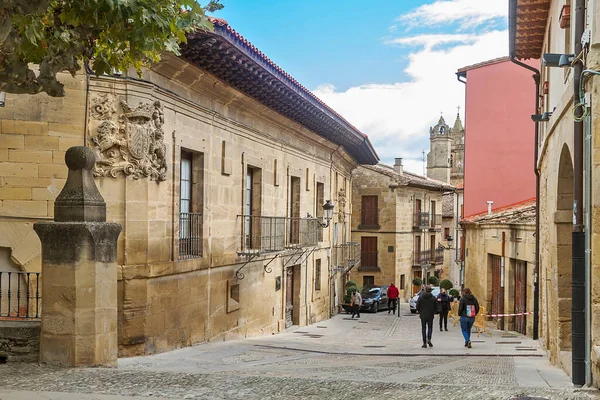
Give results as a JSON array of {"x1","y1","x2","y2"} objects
[
  {"x1": 358, "y1": 224, "x2": 381, "y2": 230},
  {"x1": 358, "y1": 266, "x2": 381, "y2": 272}
]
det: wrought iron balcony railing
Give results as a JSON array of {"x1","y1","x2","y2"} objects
[
  {"x1": 332, "y1": 242, "x2": 360, "y2": 273},
  {"x1": 238, "y1": 215, "x2": 321, "y2": 255},
  {"x1": 0, "y1": 271, "x2": 41, "y2": 319},
  {"x1": 430, "y1": 214, "x2": 442, "y2": 228},
  {"x1": 413, "y1": 212, "x2": 430, "y2": 229},
  {"x1": 433, "y1": 248, "x2": 444, "y2": 264},
  {"x1": 180, "y1": 212, "x2": 202, "y2": 259},
  {"x1": 240, "y1": 215, "x2": 287, "y2": 253},
  {"x1": 413, "y1": 249, "x2": 431, "y2": 266}
]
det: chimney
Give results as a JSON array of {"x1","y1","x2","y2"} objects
[
  {"x1": 394, "y1": 158, "x2": 403, "y2": 175},
  {"x1": 487, "y1": 201, "x2": 493, "y2": 215}
]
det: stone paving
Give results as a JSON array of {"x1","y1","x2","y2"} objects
[{"x1": 0, "y1": 304, "x2": 598, "y2": 400}]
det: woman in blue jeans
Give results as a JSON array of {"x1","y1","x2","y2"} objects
[{"x1": 457, "y1": 288, "x2": 479, "y2": 348}]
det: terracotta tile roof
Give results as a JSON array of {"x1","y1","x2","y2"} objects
[
  {"x1": 457, "y1": 57, "x2": 510, "y2": 74},
  {"x1": 509, "y1": 0, "x2": 550, "y2": 60},
  {"x1": 362, "y1": 164, "x2": 455, "y2": 192},
  {"x1": 463, "y1": 198, "x2": 536, "y2": 225},
  {"x1": 179, "y1": 18, "x2": 379, "y2": 164}
]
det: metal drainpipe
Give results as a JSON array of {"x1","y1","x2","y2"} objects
[
  {"x1": 508, "y1": 0, "x2": 541, "y2": 341},
  {"x1": 585, "y1": 111, "x2": 592, "y2": 386},
  {"x1": 572, "y1": 0, "x2": 586, "y2": 387}
]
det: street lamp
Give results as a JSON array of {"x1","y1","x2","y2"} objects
[{"x1": 321, "y1": 200, "x2": 334, "y2": 228}]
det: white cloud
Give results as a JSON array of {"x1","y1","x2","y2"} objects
[
  {"x1": 386, "y1": 33, "x2": 478, "y2": 51},
  {"x1": 311, "y1": 1, "x2": 509, "y2": 175},
  {"x1": 399, "y1": 0, "x2": 507, "y2": 30},
  {"x1": 313, "y1": 30, "x2": 508, "y2": 174}
]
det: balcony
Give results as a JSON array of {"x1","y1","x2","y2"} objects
[
  {"x1": 413, "y1": 212, "x2": 430, "y2": 229},
  {"x1": 179, "y1": 212, "x2": 202, "y2": 259},
  {"x1": 240, "y1": 215, "x2": 287, "y2": 254},
  {"x1": 433, "y1": 248, "x2": 444, "y2": 264},
  {"x1": 238, "y1": 215, "x2": 322, "y2": 255},
  {"x1": 332, "y1": 242, "x2": 360, "y2": 273},
  {"x1": 429, "y1": 214, "x2": 442, "y2": 230},
  {"x1": 413, "y1": 249, "x2": 430, "y2": 266},
  {"x1": 359, "y1": 250, "x2": 379, "y2": 271},
  {"x1": 288, "y1": 217, "x2": 320, "y2": 248}
]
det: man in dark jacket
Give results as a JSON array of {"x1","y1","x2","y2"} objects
[
  {"x1": 416, "y1": 285, "x2": 437, "y2": 348},
  {"x1": 437, "y1": 288, "x2": 452, "y2": 331},
  {"x1": 387, "y1": 283, "x2": 399, "y2": 314}
]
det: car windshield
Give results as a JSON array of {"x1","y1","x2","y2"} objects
[
  {"x1": 414, "y1": 287, "x2": 441, "y2": 298},
  {"x1": 361, "y1": 287, "x2": 380, "y2": 298}
]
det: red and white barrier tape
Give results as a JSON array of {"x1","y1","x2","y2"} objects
[{"x1": 488, "y1": 311, "x2": 533, "y2": 318}]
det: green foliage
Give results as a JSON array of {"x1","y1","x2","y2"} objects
[
  {"x1": 344, "y1": 280, "x2": 360, "y2": 304},
  {"x1": 412, "y1": 277, "x2": 422, "y2": 287},
  {"x1": 427, "y1": 276, "x2": 439, "y2": 286},
  {"x1": 439, "y1": 279, "x2": 453, "y2": 290},
  {"x1": 0, "y1": 0, "x2": 223, "y2": 96},
  {"x1": 449, "y1": 288, "x2": 459, "y2": 298}
]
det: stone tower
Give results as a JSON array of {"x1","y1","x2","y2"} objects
[
  {"x1": 426, "y1": 113, "x2": 465, "y2": 186},
  {"x1": 449, "y1": 112, "x2": 465, "y2": 186},
  {"x1": 427, "y1": 115, "x2": 452, "y2": 183}
]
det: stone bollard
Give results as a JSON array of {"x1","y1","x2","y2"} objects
[{"x1": 34, "y1": 146, "x2": 121, "y2": 367}]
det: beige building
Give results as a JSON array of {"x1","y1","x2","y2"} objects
[
  {"x1": 0, "y1": 19, "x2": 378, "y2": 356},
  {"x1": 462, "y1": 201, "x2": 536, "y2": 336},
  {"x1": 350, "y1": 160, "x2": 454, "y2": 301},
  {"x1": 511, "y1": 0, "x2": 600, "y2": 386}
]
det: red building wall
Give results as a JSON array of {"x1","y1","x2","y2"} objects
[{"x1": 462, "y1": 59, "x2": 537, "y2": 217}]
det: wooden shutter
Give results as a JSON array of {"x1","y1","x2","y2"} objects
[{"x1": 361, "y1": 196, "x2": 378, "y2": 226}]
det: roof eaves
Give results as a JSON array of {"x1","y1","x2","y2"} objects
[{"x1": 181, "y1": 19, "x2": 379, "y2": 165}]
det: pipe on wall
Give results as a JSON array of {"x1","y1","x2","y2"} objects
[
  {"x1": 508, "y1": 0, "x2": 541, "y2": 342},
  {"x1": 572, "y1": 0, "x2": 586, "y2": 387}
]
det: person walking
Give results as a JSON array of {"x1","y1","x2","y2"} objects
[
  {"x1": 387, "y1": 282, "x2": 399, "y2": 314},
  {"x1": 437, "y1": 288, "x2": 452, "y2": 331},
  {"x1": 458, "y1": 287, "x2": 480, "y2": 348},
  {"x1": 351, "y1": 290, "x2": 362, "y2": 319},
  {"x1": 416, "y1": 285, "x2": 437, "y2": 348}
]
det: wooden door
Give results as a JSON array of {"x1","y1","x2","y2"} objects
[
  {"x1": 491, "y1": 255, "x2": 504, "y2": 329},
  {"x1": 413, "y1": 270, "x2": 422, "y2": 294},
  {"x1": 285, "y1": 267, "x2": 294, "y2": 328},
  {"x1": 414, "y1": 199, "x2": 422, "y2": 226},
  {"x1": 514, "y1": 260, "x2": 527, "y2": 335},
  {"x1": 361, "y1": 237, "x2": 377, "y2": 268},
  {"x1": 430, "y1": 234, "x2": 436, "y2": 261}
]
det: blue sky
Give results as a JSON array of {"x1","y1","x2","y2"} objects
[{"x1": 214, "y1": 0, "x2": 509, "y2": 173}]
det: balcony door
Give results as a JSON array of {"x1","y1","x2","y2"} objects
[{"x1": 361, "y1": 237, "x2": 377, "y2": 269}]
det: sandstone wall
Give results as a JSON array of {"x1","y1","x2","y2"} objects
[
  {"x1": 463, "y1": 222, "x2": 535, "y2": 336},
  {"x1": 0, "y1": 55, "x2": 356, "y2": 356},
  {"x1": 350, "y1": 166, "x2": 446, "y2": 301}
]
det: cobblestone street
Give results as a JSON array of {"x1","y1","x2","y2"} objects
[{"x1": 0, "y1": 305, "x2": 597, "y2": 400}]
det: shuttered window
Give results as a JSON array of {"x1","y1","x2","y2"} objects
[{"x1": 361, "y1": 196, "x2": 378, "y2": 226}]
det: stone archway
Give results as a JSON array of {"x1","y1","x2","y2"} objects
[{"x1": 555, "y1": 145, "x2": 573, "y2": 358}]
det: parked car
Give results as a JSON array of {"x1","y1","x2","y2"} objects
[
  {"x1": 409, "y1": 286, "x2": 440, "y2": 313},
  {"x1": 361, "y1": 286, "x2": 389, "y2": 313}
]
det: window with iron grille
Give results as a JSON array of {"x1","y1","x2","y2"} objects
[
  {"x1": 314, "y1": 259, "x2": 321, "y2": 291},
  {"x1": 316, "y1": 182, "x2": 324, "y2": 242},
  {"x1": 179, "y1": 150, "x2": 203, "y2": 259},
  {"x1": 400, "y1": 274, "x2": 405, "y2": 290},
  {"x1": 444, "y1": 227, "x2": 450, "y2": 240},
  {"x1": 361, "y1": 195, "x2": 378, "y2": 227}
]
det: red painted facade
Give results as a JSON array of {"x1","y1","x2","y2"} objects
[{"x1": 460, "y1": 58, "x2": 537, "y2": 218}]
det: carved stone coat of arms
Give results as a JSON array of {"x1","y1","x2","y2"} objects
[{"x1": 89, "y1": 94, "x2": 167, "y2": 182}]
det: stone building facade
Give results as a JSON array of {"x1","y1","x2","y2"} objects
[
  {"x1": 0, "y1": 19, "x2": 378, "y2": 356},
  {"x1": 511, "y1": 0, "x2": 600, "y2": 385},
  {"x1": 350, "y1": 160, "x2": 454, "y2": 301},
  {"x1": 462, "y1": 201, "x2": 536, "y2": 336}
]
